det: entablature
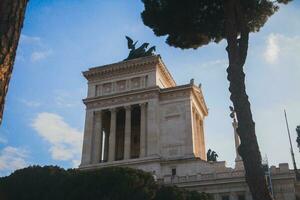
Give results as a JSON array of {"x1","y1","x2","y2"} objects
[{"x1": 84, "y1": 86, "x2": 160, "y2": 110}]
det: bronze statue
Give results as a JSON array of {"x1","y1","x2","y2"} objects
[
  {"x1": 124, "y1": 36, "x2": 156, "y2": 61},
  {"x1": 207, "y1": 149, "x2": 218, "y2": 162}
]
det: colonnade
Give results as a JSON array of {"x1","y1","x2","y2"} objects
[{"x1": 90, "y1": 103, "x2": 147, "y2": 164}]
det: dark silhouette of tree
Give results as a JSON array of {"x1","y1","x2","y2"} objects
[
  {"x1": 141, "y1": 0, "x2": 292, "y2": 199},
  {"x1": 0, "y1": 0, "x2": 28, "y2": 124},
  {"x1": 155, "y1": 185, "x2": 212, "y2": 200},
  {"x1": 296, "y1": 126, "x2": 300, "y2": 151},
  {"x1": 207, "y1": 149, "x2": 218, "y2": 162},
  {"x1": 0, "y1": 166, "x2": 211, "y2": 200}
]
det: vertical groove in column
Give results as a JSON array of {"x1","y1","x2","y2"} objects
[
  {"x1": 192, "y1": 107, "x2": 197, "y2": 156},
  {"x1": 92, "y1": 111, "x2": 102, "y2": 164},
  {"x1": 108, "y1": 108, "x2": 117, "y2": 162},
  {"x1": 124, "y1": 106, "x2": 131, "y2": 159},
  {"x1": 140, "y1": 103, "x2": 147, "y2": 157},
  {"x1": 200, "y1": 119, "x2": 206, "y2": 160}
]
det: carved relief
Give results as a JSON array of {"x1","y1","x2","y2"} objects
[
  {"x1": 131, "y1": 77, "x2": 141, "y2": 89},
  {"x1": 95, "y1": 85, "x2": 102, "y2": 96},
  {"x1": 116, "y1": 80, "x2": 126, "y2": 92},
  {"x1": 86, "y1": 91, "x2": 159, "y2": 109},
  {"x1": 84, "y1": 57, "x2": 158, "y2": 82},
  {"x1": 102, "y1": 83, "x2": 112, "y2": 94}
]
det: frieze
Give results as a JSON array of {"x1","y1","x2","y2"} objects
[
  {"x1": 160, "y1": 90, "x2": 190, "y2": 101},
  {"x1": 85, "y1": 90, "x2": 159, "y2": 109},
  {"x1": 88, "y1": 64, "x2": 154, "y2": 82},
  {"x1": 83, "y1": 56, "x2": 160, "y2": 81}
]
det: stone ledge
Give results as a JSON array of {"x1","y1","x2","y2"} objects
[{"x1": 78, "y1": 155, "x2": 162, "y2": 170}]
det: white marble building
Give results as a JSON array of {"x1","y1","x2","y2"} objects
[{"x1": 79, "y1": 55, "x2": 299, "y2": 200}]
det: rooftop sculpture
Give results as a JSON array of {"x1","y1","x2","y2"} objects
[{"x1": 124, "y1": 36, "x2": 156, "y2": 61}]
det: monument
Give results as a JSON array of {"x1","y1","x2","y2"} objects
[{"x1": 79, "y1": 38, "x2": 299, "y2": 200}]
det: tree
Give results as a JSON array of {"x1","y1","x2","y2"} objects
[
  {"x1": 0, "y1": 0, "x2": 28, "y2": 124},
  {"x1": 296, "y1": 125, "x2": 300, "y2": 151},
  {"x1": 141, "y1": 0, "x2": 292, "y2": 199},
  {"x1": 0, "y1": 166, "x2": 211, "y2": 200},
  {"x1": 0, "y1": 166, "x2": 157, "y2": 200},
  {"x1": 155, "y1": 185, "x2": 212, "y2": 200}
]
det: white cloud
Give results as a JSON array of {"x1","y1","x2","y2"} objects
[
  {"x1": 31, "y1": 112, "x2": 83, "y2": 167},
  {"x1": 0, "y1": 146, "x2": 29, "y2": 176},
  {"x1": 0, "y1": 136, "x2": 7, "y2": 144},
  {"x1": 19, "y1": 34, "x2": 52, "y2": 62},
  {"x1": 20, "y1": 99, "x2": 41, "y2": 108},
  {"x1": 193, "y1": 59, "x2": 227, "y2": 71},
  {"x1": 264, "y1": 34, "x2": 280, "y2": 64},
  {"x1": 264, "y1": 34, "x2": 300, "y2": 65},
  {"x1": 53, "y1": 90, "x2": 83, "y2": 108},
  {"x1": 55, "y1": 95, "x2": 77, "y2": 108},
  {"x1": 20, "y1": 34, "x2": 41, "y2": 45},
  {"x1": 30, "y1": 50, "x2": 52, "y2": 62}
]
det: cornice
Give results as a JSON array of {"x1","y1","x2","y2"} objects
[
  {"x1": 157, "y1": 58, "x2": 176, "y2": 87},
  {"x1": 83, "y1": 55, "x2": 160, "y2": 80},
  {"x1": 83, "y1": 86, "x2": 160, "y2": 109},
  {"x1": 79, "y1": 156, "x2": 162, "y2": 170},
  {"x1": 191, "y1": 86, "x2": 208, "y2": 116},
  {"x1": 82, "y1": 55, "x2": 177, "y2": 88},
  {"x1": 159, "y1": 84, "x2": 208, "y2": 116}
]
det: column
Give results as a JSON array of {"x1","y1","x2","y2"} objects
[
  {"x1": 124, "y1": 106, "x2": 131, "y2": 159},
  {"x1": 81, "y1": 110, "x2": 94, "y2": 165},
  {"x1": 233, "y1": 119, "x2": 242, "y2": 161},
  {"x1": 140, "y1": 103, "x2": 147, "y2": 157},
  {"x1": 92, "y1": 111, "x2": 102, "y2": 164},
  {"x1": 185, "y1": 101, "x2": 194, "y2": 157},
  {"x1": 108, "y1": 108, "x2": 117, "y2": 162},
  {"x1": 192, "y1": 108, "x2": 197, "y2": 155},
  {"x1": 200, "y1": 119, "x2": 206, "y2": 160}
]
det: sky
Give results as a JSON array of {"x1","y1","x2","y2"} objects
[{"x1": 0, "y1": 0, "x2": 299, "y2": 176}]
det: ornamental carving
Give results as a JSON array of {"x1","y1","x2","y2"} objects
[
  {"x1": 86, "y1": 91, "x2": 159, "y2": 109},
  {"x1": 116, "y1": 80, "x2": 126, "y2": 92}
]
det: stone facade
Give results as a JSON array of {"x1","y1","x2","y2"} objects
[{"x1": 79, "y1": 55, "x2": 299, "y2": 200}]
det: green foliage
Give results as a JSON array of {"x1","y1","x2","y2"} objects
[
  {"x1": 0, "y1": 166, "x2": 157, "y2": 200},
  {"x1": 141, "y1": 0, "x2": 292, "y2": 49},
  {"x1": 0, "y1": 166, "x2": 211, "y2": 200},
  {"x1": 155, "y1": 186, "x2": 212, "y2": 200}
]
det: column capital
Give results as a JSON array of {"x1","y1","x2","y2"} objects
[
  {"x1": 139, "y1": 102, "x2": 147, "y2": 107},
  {"x1": 94, "y1": 110, "x2": 102, "y2": 116},
  {"x1": 124, "y1": 105, "x2": 132, "y2": 111},
  {"x1": 109, "y1": 108, "x2": 117, "y2": 113}
]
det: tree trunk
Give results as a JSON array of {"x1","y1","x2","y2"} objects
[
  {"x1": 224, "y1": 0, "x2": 273, "y2": 200},
  {"x1": 0, "y1": 0, "x2": 28, "y2": 124}
]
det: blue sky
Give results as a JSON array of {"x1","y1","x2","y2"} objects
[{"x1": 0, "y1": 1, "x2": 299, "y2": 176}]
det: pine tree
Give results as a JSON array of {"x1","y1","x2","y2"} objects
[
  {"x1": 141, "y1": 0, "x2": 292, "y2": 199},
  {"x1": 0, "y1": 0, "x2": 29, "y2": 123}
]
